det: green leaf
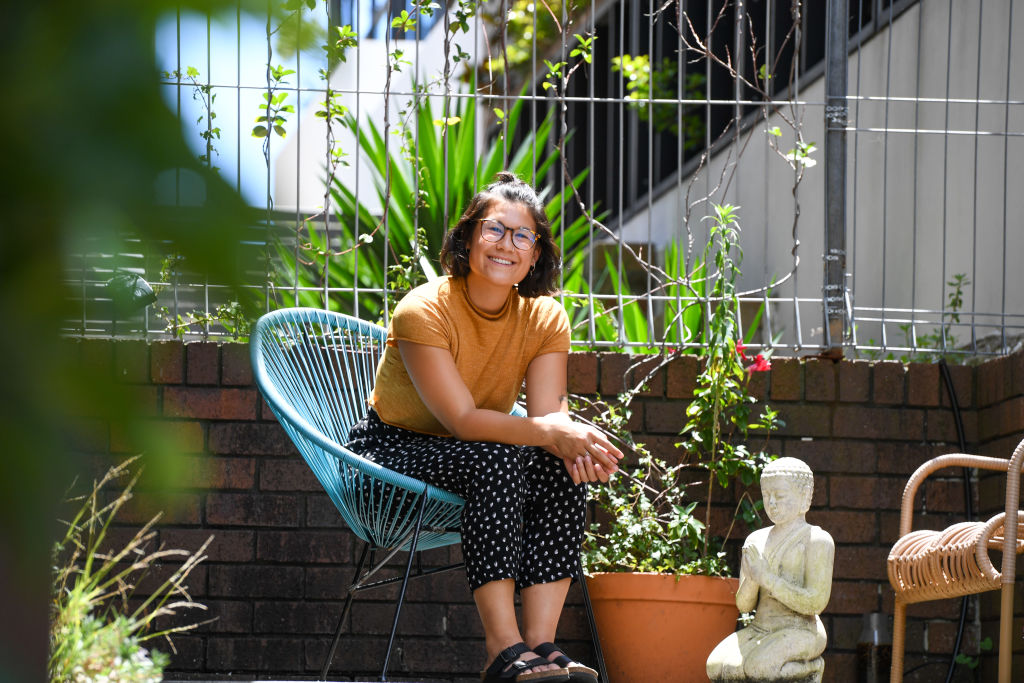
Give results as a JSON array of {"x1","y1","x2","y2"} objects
[{"x1": 251, "y1": 125, "x2": 268, "y2": 138}]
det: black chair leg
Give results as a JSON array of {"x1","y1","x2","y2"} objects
[
  {"x1": 578, "y1": 558, "x2": 609, "y2": 683},
  {"x1": 320, "y1": 541, "x2": 371, "y2": 680},
  {"x1": 379, "y1": 498, "x2": 427, "y2": 681}
]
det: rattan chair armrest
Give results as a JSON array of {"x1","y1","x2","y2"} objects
[{"x1": 898, "y1": 454, "x2": 1012, "y2": 538}]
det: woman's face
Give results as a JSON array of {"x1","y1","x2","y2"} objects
[{"x1": 466, "y1": 198, "x2": 539, "y2": 290}]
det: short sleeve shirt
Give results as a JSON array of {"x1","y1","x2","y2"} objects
[{"x1": 369, "y1": 276, "x2": 570, "y2": 436}]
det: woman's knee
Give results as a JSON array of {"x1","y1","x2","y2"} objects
[{"x1": 465, "y1": 442, "x2": 524, "y2": 481}]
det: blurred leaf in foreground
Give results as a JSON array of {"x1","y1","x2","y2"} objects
[{"x1": 0, "y1": 1, "x2": 257, "y2": 678}]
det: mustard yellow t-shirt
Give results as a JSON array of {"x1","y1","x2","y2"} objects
[{"x1": 369, "y1": 276, "x2": 570, "y2": 436}]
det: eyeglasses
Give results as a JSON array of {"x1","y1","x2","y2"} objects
[{"x1": 479, "y1": 218, "x2": 538, "y2": 251}]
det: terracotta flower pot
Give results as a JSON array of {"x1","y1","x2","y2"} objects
[{"x1": 585, "y1": 572, "x2": 739, "y2": 683}]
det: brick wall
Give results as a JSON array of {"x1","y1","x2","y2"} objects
[{"x1": 66, "y1": 340, "x2": 1024, "y2": 682}]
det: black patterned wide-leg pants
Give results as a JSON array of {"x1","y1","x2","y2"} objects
[{"x1": 344, "y1": 409, "x2": 586, "y2": 592}]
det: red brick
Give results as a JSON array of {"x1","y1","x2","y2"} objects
[
  {"x1": 303, "y1": 636, "x2": 392, "y2": 676},
  {"x1": 805, "y1": 359, "x2": 837, "y2": 402},
  {"x1": 150, "y1": 340, "x2": 184, "y2": 384},
  {"x1": 624, "y1": 401, "x2": 644, "y2": 432},
  {"x1": 260, "y1": 458, "x2": 321, "y2": 492},
  {"x1": 305, "y1": 566, "x2": 359, "y2": 600},
  {"x1": 598, "y1": 352, "x2": 629, "y2": 395},
  {"x1": 921, "y1": 477, "x2": 971, "y2": 513},
  {"x1": 746, "y1": 368, "x2": 768, "y2": 400},
  {"x1": 828, "y1": 475, "x2": 905, "y2": 510},
  {"x1": 195, "y1": 599, "x2": 253, "y2": 633},
  {"x1": 806, "y1": 509, "x2": 878, "y2": 543},
  {"x1": 209, "y1": 422, "x2": 297, "y2": 456},
  {"x1": 825, "y1": 580, "x2": 881, "y2": 613},
  {"x1": 253, "y1": 600, "x2": 337, "y2": 635},
  {"x1": 903, "y1": 599, "x2": 964, "y2": 620},
  {"x1": 907, "y1": 362, "x2": 939, "y2": 407},
  {"x1": 116, "y1": 491, "x2": 201, "y2": 525},
  {"x1": 204, "y1": 636, "x2": 304, "y2": 671},
  {"x1": 1011, "y1": 348, "x2": 1024, "y2": 396},
  {"x1": 222, "y1": 342, "x2": 253, "y2": 385},
  {"x1": 187, "y1": 341, "x2": 220, "y2": 385},
  {"x1": 446, "y1": 603, "x2": 485, "y2": 638},
  {"x1": 391, "y1": 638, "x2": 483, "y2": 677},
  {"x1": 785, "y1": 439, "x2": 876, "y2": 473},
  {"x1": 769, "y1": 357, "x2": 802, "y2": 401},
  {"x1": 979, "y1": 396, "x2": 1024, "y2": 440},
  {"x1": 833, "y1": 405, "x2": 925, "y2": 441},
  {"x1": 977, "y1": 355, "x2": 1011, "y2": 407},
  {"x1": 637, "y1": 434, "x2": 684, "y2": 462},
  {"x1": 164, "y1": 386, "x2": 258, "y2": 420},
  {"x1": 875, "y1": 441, "x2": 947, "y2": 475},
  {"x1": 823, "y1": 651, "x2": 857, "y2": 683},
  {"x1": 206, "y1": 492, "x2": 302, "y2": 527},
  {"x1": 978, "y1": 432, "x2": 1024, "y2": 461},
  {"x1": 925, "y1": 407, "x2": 978, "y2": 445},
  {"x1": 257, "y1": 530, "x2": 351, "y2": 563},
  {"x1": 208, "y1": 565, "x2": 304, "y2": 599},
  {"x1": 831, "y1": 545, "x2": 888, "y2": 580},
  {"x1": 261, "y1": 396, "x2": 279, "y2": 421},
  {"x1": 643, "y1": 400, "x2": 685, "y2": 434},
  {"x1": 827, "y1": 614, "x2": 863, "y2": 650},
  {"x1": 940, "y1": 362, "x2": 974, "y2": 409},
  {"x1": 168, "y1": 455, "x2": 255, "y2": 490},
  {"x1": 838, "y1": 359, "x2": 871, "y2": 402},
  {"x1": 404, "y1": 568, "x2": 473, "y2": 604},
  {"x1": 114, "y1": 340, "x2": 149, "y2": 383},
  {"x1": 109, "y1": 418, "x2": 203, "y2": 454},
  {"x1": 306, "y1": 493, "x2": 345, "y2": 528},
  {"x1": 872, "y1": 361, "x2": 906, "y2": 404},
  {"x1": 133, "y1": 562, "x2": 206, "y2": 598},
  {"x1": 349, "y1": 601, "x2": 446, "y2": 636},
  {"x1": 665, "y1": 355, "x2": 699, "y2": 399},
  {"x1": 160, "y1": 528, "x2": 255, "y2": 562},
  {"x1": 567, "y1": 352, "x2": 598, "y2": 394},
  {"x1": 777, "y1": 404, "x2": 832, "y2": 438}
]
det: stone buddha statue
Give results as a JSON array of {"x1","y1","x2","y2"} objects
[{"x1": 706, "y1": 457, "x2": 834, "y2": 682}]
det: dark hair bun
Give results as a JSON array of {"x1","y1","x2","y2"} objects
[{"x1": 490, "y1": 171, "x2": 523, "y2": 187}]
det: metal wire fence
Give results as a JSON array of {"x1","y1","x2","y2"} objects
[{"x1": 62, "y1": 0, "x2": 1024, "y2": 360}]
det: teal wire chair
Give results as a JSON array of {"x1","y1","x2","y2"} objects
[{"x1": 251, "y1": 307, "x2": 607, "y2": 681}]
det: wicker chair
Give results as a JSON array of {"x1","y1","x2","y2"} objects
[{"x1": 887, "y1": 437, "x2": 1024, "y2": 683}]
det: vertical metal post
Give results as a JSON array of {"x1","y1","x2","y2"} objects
[{"x1": 823, "y1": 0, "x2": 849, "y2": 356}]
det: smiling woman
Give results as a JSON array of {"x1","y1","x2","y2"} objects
[{"x1": 342, "y1": 171, "x2": 622, "y2": 683}]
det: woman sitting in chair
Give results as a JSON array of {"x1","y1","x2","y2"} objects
[{"x1": 345, "y1": 171, "x2": 623, "y2": 683}]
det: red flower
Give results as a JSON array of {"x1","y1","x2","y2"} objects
[
  {"x1": 736, "y1": 341, "x2": 748, "y2": 361},
  {"x1": 746, "y1": 353, "x2": 771, "y2": 374}
]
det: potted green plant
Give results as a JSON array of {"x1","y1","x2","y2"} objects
[{"x1": 580, "y1": 205, "x2": 782, "y2": 683}]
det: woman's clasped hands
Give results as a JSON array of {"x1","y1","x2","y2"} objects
[{"x1": 539, "y1": 414, "x2": 624, "y2": 484}]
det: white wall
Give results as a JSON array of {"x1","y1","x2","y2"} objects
[{"x1": 273, "y1": 13, "x2": 487, "y2": 215}]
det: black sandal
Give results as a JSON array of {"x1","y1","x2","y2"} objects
[
  {"x1": 480, "y1": 642, "x2": 569, "y2": 682},
  {"x1": 532, "y1": 642, "x2": 599, "y2": 683}
]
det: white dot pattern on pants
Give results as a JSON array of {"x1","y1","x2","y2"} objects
[{"x1": 344, "y1": 409, "x2": 586, "y2": 591}]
